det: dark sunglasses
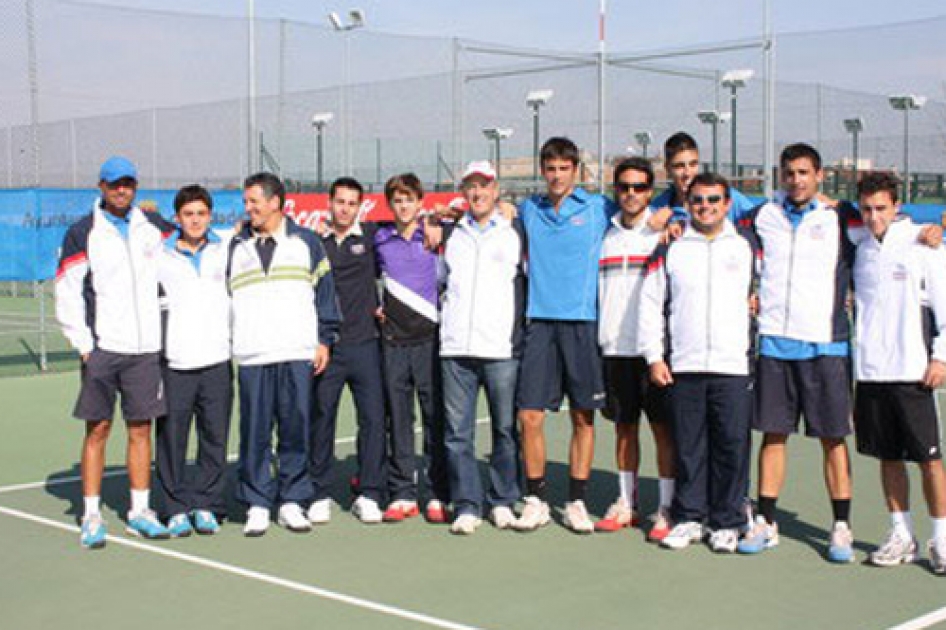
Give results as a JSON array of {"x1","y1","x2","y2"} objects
[
  {"x1": 615, "y1": 182, "x2": 651, "y2": 193},
  {"x1": 689, "y1": 194, "x2": 724, "y2": 205}
]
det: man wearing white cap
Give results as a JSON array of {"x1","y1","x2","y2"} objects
[
  {"x1": 440, "y1": 161, "x2": 525, "y2": 534},
  {"x1": 56, "y1": 156, "x2": 174, "y2": 548}
]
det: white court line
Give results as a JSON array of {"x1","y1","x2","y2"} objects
[
  {"x1": 889, "y1": 606, "x2": 946, "y2": 630},
  {"x1": 0, "y1": 417, "x2": 489, "y2": 495},
  {"x1": 0, "y1": 504, "x2": 485, "y2": 630}
]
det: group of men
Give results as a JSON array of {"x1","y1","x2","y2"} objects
[{"x1": 55, "y1": 132, "x2": 946, "y2": 574}]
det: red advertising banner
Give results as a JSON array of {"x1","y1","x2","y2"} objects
[{"x1": 284, "y1": 192, "x2": 465, "y2": 230}]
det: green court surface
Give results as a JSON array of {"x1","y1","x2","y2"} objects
[{"x1": 1, "y1": 372, "x2": 945, "y2": 630}]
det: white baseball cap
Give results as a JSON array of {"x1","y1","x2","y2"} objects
[{"x1": 460, "y1": 160, "x2": 497, "y2": 182}]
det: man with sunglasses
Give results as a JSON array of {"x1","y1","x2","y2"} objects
[
  {"x1": 56, "y1": 156, "x2": 175, "y2": 548},
  {"x1": 596, "y1": 157, "x2": 675, "y2": 541},
  {"x1": 639, "y1": 173, "x2": 760, "y2": 552}
]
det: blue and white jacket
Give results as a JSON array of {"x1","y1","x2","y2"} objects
[
  {"x1": 227, "y1": 216, "x2": 340, "y2": 366},
  {"x1": 56, "y1": 200, "x2": 173, "y2": 356},
  {"x1": 158, "y1": 229, "x2": 232, "y2": 370}
]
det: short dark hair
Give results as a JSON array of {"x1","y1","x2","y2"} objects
[
  {"x1": 173, "y1": 184, "x2": 213, "y2": 213},
  {"x1": 687, "y1": 172, "x2": 731, "y2": 200},
  {"x1": 244, "y1": 172, "x2": 286, "y2": 208},
  {"x1": 780, "y1": 143, "x2": 822, "y2": 171},
  {"x1": 613, "y1": 157, "x2": 655, "y2": 189},
  {"x1": 857, "y1": 171, "x2": 900, "y2": 204},
  {"x1": 330, "y1": 176, "x2": 364, "y2": 200},
  {"x1": 384, "y1": 172, "x2": 424, "y2": 203},
  {"x1": 540, "y1": 137, "x2": 580, "y2": 166},
  {"x1": 664, "y1": 132, "x2": 699, "y2": 163}
]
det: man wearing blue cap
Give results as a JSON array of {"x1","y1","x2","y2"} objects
[{"x1": 56, "y1": 156, "x2": 175, "y2": 548}]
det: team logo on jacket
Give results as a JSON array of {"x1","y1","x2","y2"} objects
[
  {"x1": 808, "y1": 224, "x2": 826, "y2": 241},
  {"x1": 891, "y1": 264, "x2": 909, "y2": 281},
  {"x1": 350, "y1": 243, "x2": 366, "y2": 256},
  {"x1": 570, "y1": 216, "x2": 585, "y2": 226},
  {"x1": 725, "y1": 256, "x2": 742, "y2": 274}
]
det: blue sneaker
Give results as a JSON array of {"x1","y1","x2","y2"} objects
[
  {"x1": 738, "y1": 516, "x2": 779, "y2": 554},
  {"x1": 167, "y1": 513, "x2": 194, "y2": 538},
  {"x1": 192, "y1": 510, "x2": 220, "y2": 535},
  {"x1": 80, "y1": 514, "x2": 107, "y2": 549},
  {"x1": 126, "y1": 509, "x2": 170, "y2": 540},
  {"x1": 827, "y1": 521, "x2": 855, "y2": 564}
]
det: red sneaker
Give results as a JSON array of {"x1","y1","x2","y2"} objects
[
  {"x1": 594, "y1": 498, "x2": 636, "y2": 532},
  {"x1": 647, "y1": 507, "x2": 673, "y2": 542},
  {"x1": 425, "y1": 500, "x2": 448, "y2": 524},
  {"x1": 382, "y1": 500, "x2": 419, "y2": 523}
]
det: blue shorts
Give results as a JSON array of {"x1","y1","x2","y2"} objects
[
  {"x1": 516, "y1": 320, "x2": 606, "y2": 412},
  {"x1": 753, "y1": 355, "x2": 852, "y2": 438}
]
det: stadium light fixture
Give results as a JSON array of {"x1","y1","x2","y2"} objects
[
  {"x1": 697, "y1": 110, "x2": 730, "y2": 173},
  {"x1": 634, "y1": 132, "x2": 654, "y2": 160},
  {"x1": 483, "y1": 127, "x2": 514, "y2": 181},
  {"x1": 842, "y1": 117, "x2": 864, "y2": 188},
  {"x1": 721, "y1": 69, "x2": 754, "y2": 178},
  {"x1": 526, "y1": 89, "x2": 554, "y2": 183},
  {"x1": 328, "y1": 8, "x2": 367, "y2": 177},
  {"x1": 888, "y1": 94, "x2": 926, "y2": 202},
  {"x1": 312, "y1": 112, "x2": 334, "y2": 191}
]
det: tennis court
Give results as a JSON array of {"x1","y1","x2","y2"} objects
[{"x1": 1, "y1": 370, "x2": 945, "y2": 630}]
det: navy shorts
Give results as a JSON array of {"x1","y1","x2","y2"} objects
[
  {"x1": 753, "y1": 355, "x2": 852, "y2": 438},
  {"x1": 516, "y1": 320, "x2": 606, "y2": 412},
  {"x1": 603, "y1": 357, "x2": 670, "y2": 424},
  {"x1": 73, "y1": 349, "x2": 166, "y2": 421},
  {"x1": 855, "y1": 382, "x2": 942, "y2": 463}
]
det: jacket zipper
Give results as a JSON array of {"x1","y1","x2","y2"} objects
[
  {"x1": 126, "y1": 222, "x2": 143, "y2": 353},
  {"x1": 783, "y1": 224, "x2": 798, "y2": 336}
]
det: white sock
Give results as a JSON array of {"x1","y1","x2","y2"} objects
[
  {"x1": 618, "y1": 471, "x2": 637, "y2": 507},
  {"x1": 658, "y1": 477, "x2": 675, "y2": 509},
  {"x1": 83, "y1": 496, "x2": 101, "y2": 520},
  {"x1": 890, "y1": 511, "x2": 913, "y2": 536},
  {"x1": 130, "y1": 489, "x2": 150, "y2": 516},
  {"x1": 932, "y1": 517, "x2": 946, "y2": 540}
]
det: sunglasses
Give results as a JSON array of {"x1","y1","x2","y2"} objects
[
  {"x1": 615, "y1": 182, "x2": 651, "y2": 193},
  {"x1": 688, "y1": 194, "x2": 725, "y2": 205}
]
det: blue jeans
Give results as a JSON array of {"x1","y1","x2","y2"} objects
[{"x1": 442, "y1": 357, "x2": 521, "y2": 516}]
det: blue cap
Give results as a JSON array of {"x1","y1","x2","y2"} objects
[{"x1": 99, "y1": 156, "x2": 138, "y2": 183}]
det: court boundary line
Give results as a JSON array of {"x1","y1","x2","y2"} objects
[
  {"x1": 0, "y1": 503, "x2": 486, "y2": 630},
  {"x1": 889, "y1": 606, "x2": 946, "y2": 630},
  {"x1": 0, "y1": 417, "x2": 491, "y2": 495}
]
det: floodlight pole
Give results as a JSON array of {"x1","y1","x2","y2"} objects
[
  {"x1": 247, "y1": 0, "x2": 258, "y2": 175},
  {"x1": 729, "y1": 83, "x2": 738, "y2": 179},
  {"x1": 843, "y1": 118, "x2": 862, "y2": 191},
  {"x1": 330, "y1": 10, "x2": 366, "y2": 177},
  {"x1": 531, "y1": 103, "x2": 540, "y2": 182},
  {"x1": 597, "y1": 0, "x2": 607, "y2": 188},
  {"x1": 889, "y1": 95, "x2": 926, "y2": 203}
]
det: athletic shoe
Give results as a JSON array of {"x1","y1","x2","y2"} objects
[
  {"x1": 382, "y1": 500, "x2": 420, "y2": 523},
  {"x1": 661, "y1": 521, "x2": 704, "y2": 550},
  {"x1": 167, "y1": 513, "x2": 194, "y2": 538},
  {"x1": 80, "y1": 514, "x2": 107, "y2": 549},
  {"x1": 489, "y1": 506, "x2": 517, "y2": 530},
  {"x1": 709, "y1": 528, "x2": 740, "y2": 553},
  {"x1": 126, "y1": 509, "x2": 171, "y2": 540},
  {"x1": 563, "y1": 500, "x2": 595, "y2": 535},
  {"x1": 927, "y1": 537, "x2": 946, "y2": 575},
  {"x1": 425, "y1": 499, "x2": 448, "y2": 524},
  {"x1": 513, "y1": 496, "x2": 551, "y2": 532},
  {"x1": 351, "y1": 496, "x2": 383, "y2": 524},
  {"x1": 594, "y1": 497, "x2": 636, "y2": 532},
  {"x1": 827, "y1": 521, "x2": 855, "y2": 564},
  {"x1": 243, "y1": 506, "x2": 270, "y2": 537},
  {"x1": 450, "y1": 513, "x2": 482, "y2": 535},
  {"x1": 738, "y1": 516, "x2": 779, "y2": 554},
  {"x1": 278, "y1": 503, "x2": 312, "y2": 533},
  {"x1": 307, "y1": 498, "x2": 332, "y2": 525},
  {"x1": 647, "y1": 507, "x2": 673, "y2": 543},
  {"x1": 192, "y1": 510, "x2": 220, "y2": 535},
  {"x1": 869, "y1": 528, "x2": 917, "y2": 567}
]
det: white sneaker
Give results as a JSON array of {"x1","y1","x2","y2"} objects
[
  {"x1": 243, "y1": 506, "x2": 270, "y2": 537},
  {"x1": 928, "y1": 536, "x2": 946, "y2": 575},
  {"x1": 661, "y1": 521, "x2": 704, "y2": 550},
  {"x1": 307, "y1": 498, "x2": 332, "y2": 525},
  {"x1": 563, "y1": 500, "x2": 594, "y2": 535},
  {"x1": 450, "y1": 513, "x2": 482, "y2": 535},
  {"x1": 870, "y1": 528, "x2": 917, "y2": 567},
  {"x1": 351, "y1": 496, "x2": 383, "y2": 524},
  {"x1": 513, "y1": 496, "x2": 551, "y2": 532},
  {"x1": 709, "y1": 528, "x2": 740, "y2": 553},
  {"x1": 278, "y1": 503, "x2": 312, "y2": 533},
  {"x1": 489, "y1": 506, "x2": 517, "y2": 530}
]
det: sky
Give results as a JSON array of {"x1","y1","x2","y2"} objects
[{"x1": 74, "y1": 0, "x2": 946, "y2": 53}]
